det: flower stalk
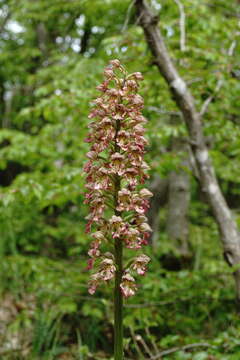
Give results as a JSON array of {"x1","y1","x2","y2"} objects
[
  {"x1": 113, "y1": 118, "x2": 123, "y2": 359},
  {"x1": 114, "y1": 214, "x2": 123, "y2": 359},
  {"x1": 84, "y1": 59, "x2": 152, "y2": 359}
]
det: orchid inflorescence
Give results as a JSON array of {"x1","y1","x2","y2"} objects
[{"x1": 84, "y1": 59, "x2": 152, "y2": 298}]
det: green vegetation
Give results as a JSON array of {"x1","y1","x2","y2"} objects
[{"x1": 0, "y1": 0, "x2": 240, "y2": 359}]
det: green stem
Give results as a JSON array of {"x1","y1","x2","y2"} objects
[
  {"x1": 114, "y1": 235, "x2": 123, "y2": 359},
  {"x1": 114, "y1": 174, "x2": 123, "y2": 359},
  {"x1": 113, "y1": 115, "x2": 123, "y2": 359}
]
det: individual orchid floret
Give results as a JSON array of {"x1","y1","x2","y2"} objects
[
  {"x1": 117, "y1": 188, "x2": 132, "y2": 212},
  {"x1": 135, "y1": 215, "x2": 148, "y2": 225},
  {"x1": 130, "y1": 72, "x2": 144, "y2": 81},
  {"x1": 139, "y1": 222, "x2": 152, "y2": 233},
  {"x1": 120, "y1": 273, "x2": 137, "y2": 298},
  {"x1": 88, "y1": 254, "x2": 116, "y2": 294},
  {"x1": 88, "y1": 243, "x2": 100, "y2": 259},
  {"x1": 96, "y1": 80, "x2": 109, "y2": 93},
  {"x1": 139, "y1": 188, "x2": 153, "y2": 199},
  {"x1": 86, "y1": 151, "x2": 98, "y2": 161},
  {"x1": 123, "y1": 167, "x2": 138, "y2": 187},
  {"x1": 92, "y1": 231, "x2": 105, "y2": 241},
  {"x1": 129, "y1": 94, "x2": 144, "y2": 107},
  {"x1": 124, "y1": 79, "x2": 138, "y2": 91},
  {"x1": 99, "y1": 257, "x2": 116, "y2": 281},
  {"x1": 132, "y1": 254, "x2": 150, "y2": 275},
  {"x1": 116, "y1": 130, "x2": 131, "y2": 151},
  {"x1": 109, "y1": 59, "x2": 121, "y2": 68},
  {"x1": 110, "y1": 153, "x2": 125, "y2": 175},
  {"x1": 109, "y1": 215, "x2": 126, "y2": 239},
  {"x1": 104, "y1": 67, "x2": 115, "y2": 79},
  {"x1": 88, "y1": 273, "x2": 102, "y2": 295},
  {"x1": 131, "y1": 193, "x2": 150, "y2": 214},
  {"x1": 124, "y1": 228, "x2": 142, "y2": 249},
  {"x1": 87, "y1": 242, "x2": 101, "y2": 270},
  {"x1": 89, "y1": 167, "x2": 112, "y2": 191}
]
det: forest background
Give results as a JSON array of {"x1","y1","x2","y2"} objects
[{"x1": 0, "y1": 0, "x2": 240, "y2": 359}]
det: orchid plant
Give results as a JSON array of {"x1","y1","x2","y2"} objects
[{"x1": 84, "y1": 59, "x2": 152, "y2": 359}]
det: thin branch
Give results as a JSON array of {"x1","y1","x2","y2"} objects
[
  {"x1": 149, "y1": 342, "x2": 214, "y2": 359},
  {"x1": 122, "y1": 0, "x2": 135, "y2": 33},
  {"x1": 174, "y1": 0, "x2": 186, "y2": 51},
  {"x1": 147, "y1": 106, "x2": 181, "y2": 116},
  {"x1": 146, "y1": 327, "x2": 159, "y2": 355},
  {"x1": 130, "y1": 327, "x2": 145, "y2": 359},
  {"x1": 201, "y1": 31, "x2": 239, "y2": 117},
  {"x1": 228, "y1": 40, "x2": 237, "y2": 57},
  {"x1": 227, "y1": 31, "x2": 240, "y2": 56},
  {"x1": 0, "y1": 11, "x2": 11, "y2": 33},
  {"x1": 136, "y1": 334, "x2": 154, "y2": 358},
  {"x1": 206, "y1": 3, "x2": 240, "y2": 19},
  {"x1": 186, "y1": 77, "x2": 203, "y2": 85},
  {"x1": 200, "y1": 79, "x2": 223, "y2": 117}
]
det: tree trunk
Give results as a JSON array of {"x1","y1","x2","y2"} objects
[
  {"x1": 36, "y1": 23, "x2": 48, "y2": 58},
  {"x1": 167, "y1": 136, "x2": 191, "y2": 257},
  {"x1": 148, "y1": 175, "x2": 168, "y2": 250},
  {"x1": 80, "y1": 19, "x2": 91, "y2": 54},
  {"x1": 135, "y1": 0, "x2": 240, "y2": 301}
]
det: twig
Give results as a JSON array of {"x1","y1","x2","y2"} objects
[
  {"x1": 174, "y1": 0, "x2": 186, "y2": 51},
  {"x1": 147, "y1": 106, "x2": 181, "y2": 116},
  {"x1": 186, "y1": 77, "x2": 203, "y2": 85},
  {"x1": 200, "y1": 79, "x2": 223, "y2": 117},
  {"x1": 149, "y1": 342, "x2": 214, "y2": 359},
  {"x1": 130, "y1": 327, "x2": 145, "y2": 359},
  {"x1": 136, "y1": 334, "x2": 154, "y2": 358},
  {"x1": 146, "y1": 327, "x2": 159, "y2": 355},
  {"x1": 228, "y1": 40, "x2": 237, "y2": 57},
  {"x1": 122, "y1": 0, "x2": 135, "y2": 33},
  {"x1": 201, "y1": 31, "x2": 239, "y2": 116},
  {"x1": 206, "y1": 3, "x2": 240, "y2": 19},
  {"x1": 0, "y1": 11, "x2": 11, "y2": 33},
  {"x1": 227, "y1": 31, "x2": 240, "y2": 56}
]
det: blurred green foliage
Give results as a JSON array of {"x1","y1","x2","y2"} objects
[{"x1": 0, "y1": 0, "x2": 240, "y2": 358}]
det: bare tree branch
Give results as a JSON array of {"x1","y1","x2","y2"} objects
[
  {"x1": 228, "y1": 40, "x2": 237, "y2": 56},
  {"x1": 167, "y1": 134, "x2": 191, "y2": 257},
  {"x1": 147, "y1": 106, "x2": 181, "y2": 116},
  {"x1": 0, "y1": 11, "x2": 11, "y2": 33},
  {"x1": 147, "y1": 175, "x2": 168, "y2": 249},
  {"x1": 149, "y1": 342, "x2": 214, "y2": 359},
  {"x1": 80, "y1": 18, "x2": 91, "y2": 54},
  {"x1": 206, "y1": 2, "x2": 240, "y2": 19},
  {"x1": 228, "y1": 31, "x2": 240, "y2": 56},
  {"x1": 130, "y1": 327, "x2": 145, "y2": 359},
  {"x1": 201, "y1": 32, "x2": 239, "y2": 117},
  {"x1": 122, "y1": 0, "x2": 135, "y2": 33},
  {"x1": 146, "y1": 327, "x2": 159, "y2": 355},
  {"x1": 136, "y1": 334, "x2": 155, "y2": 358},
  {"x1": 200, "y1": 78, "x2": 223, "y2": 117},
  {"x1": 36, "y1": 23, "x2": 48, "y2": 58},
  {"x1": 200, "y1": 30, "x2": 240, "y2": 117},
  {"x1": 174, "y1": 0, "x2": 186, "y2": 51}
]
